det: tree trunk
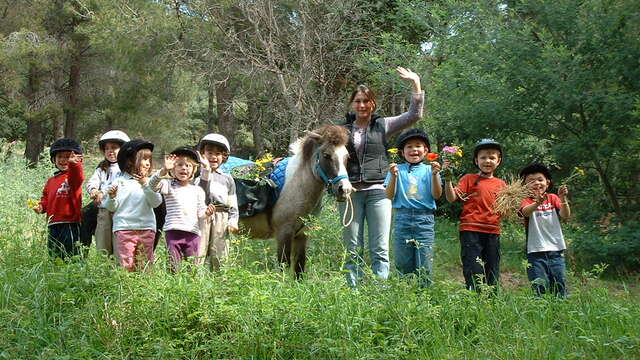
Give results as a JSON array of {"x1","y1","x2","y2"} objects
[
  {"x1": 249, "y1": 101, "x2": 264, "y2": 155},
  {"x1": 215, "y1": 78, "x2": 236, "y2": 149},
  {"x1": 23, "y1": 65, "x2": 46, "y2": 167},
  {"x1": 207, "y1": 78, "x2": 216, "y2": 133},
  {"x1": 52, "y1": 69, "x2": 64, "y2": 138},
  {"x1": 64, "y1": 54, "x2": 81, "y2": 138},
  {"x1": 593, "y1": 161, "x2": 622, "y2": 217}
]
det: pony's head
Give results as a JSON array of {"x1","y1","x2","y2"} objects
[{"x1": 301, "y1": 125, "x2": 352, "y2": 200}]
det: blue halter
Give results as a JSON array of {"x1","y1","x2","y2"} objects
[{"x1": 315, "y1": 152, "x2": 348, "y2": 194}]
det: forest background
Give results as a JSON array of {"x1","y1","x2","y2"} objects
[{"x1": 0, "y1": 0, "x2": 638, "y2": 270}]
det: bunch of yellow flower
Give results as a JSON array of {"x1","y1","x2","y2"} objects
[
  {"x1": 26, "y1": 199, "x2": 39, "y2": 210},
  {"x1": 232, "y1": 152, "x2": 274, "y2": 183},
  {"x1": 387, "y1": 148, "x2": 401, "y2": 163}
]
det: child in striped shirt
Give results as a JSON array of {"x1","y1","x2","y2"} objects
[{"x1": 148, "y1": 146, "x2": 214, "y2": 272}]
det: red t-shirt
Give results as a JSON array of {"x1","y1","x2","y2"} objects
[
  {"x1": 455, "y1": 174, "x2": 506, "y2": 234},
  {"x1": 40, "y1": 160, "x2": 84, "y2": 224}
]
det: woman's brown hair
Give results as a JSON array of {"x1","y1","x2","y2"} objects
[{"x1": 349, "y1": 84, "x2": 377, "y2": 111}]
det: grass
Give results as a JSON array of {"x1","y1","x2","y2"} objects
[{"x1": 0, "y1": 152, "x2": 638, "y2": 359}]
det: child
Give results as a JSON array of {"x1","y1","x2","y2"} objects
[
  {"x1": 384, "y1": 129, "x2": 442, "y2": 285},
  {"x1": 86, "y1": 130, "x2": 130, "y2": 258},
  {"x1": 105, "y1": 140, "x2": 162, "y2": 272},
  {"x1": 148, "y1": 146, "x2": 214, "y2": 272},
  {"x1": 444, "y1": 138, "x2": 506, "y2": 291},
  {"x1": 519, "y1": 163, "x2": 571, "y2": 296},
  {"x1": 196, "y1": 134, "x2": 239, "y2": 270},
  {"x1": 33, "y1": 138, "x2": 85, "y2": 259}
]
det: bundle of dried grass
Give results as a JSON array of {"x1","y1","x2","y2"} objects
[{"x1": 494, "y1": 175, "x2": 532, "y2": 222}]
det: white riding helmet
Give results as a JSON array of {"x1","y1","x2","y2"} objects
[
  {"x1": 198, "y1": 133, "x2": 230, "y2": 153},
  {"x1": 99, "y1": 130, "x2": 131, "y2": 150}
]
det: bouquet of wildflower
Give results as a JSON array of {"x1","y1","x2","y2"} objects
[
  {"x1": 26, "y1": 199, "x2": 40, "y2": 210},
  {"x1": 387, "y1": 148, "x2": 402, "y2": 163},
  {"x1": 231, "y1": 152, "x2": 274, "y2": 183},
  {"x1": 441, "y1": 145, "x2": 464, "y2": 181},
  {"x1": 560, "y1": 166, "x2": 586, "y2": 185}
]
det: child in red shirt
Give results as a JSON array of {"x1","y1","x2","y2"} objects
[
  {"x1": 444, "y1": 139, "x2": 506, "y2": 291},
  {"x1": 33, "y1": 138, "x2": 85, "y2": 259}
]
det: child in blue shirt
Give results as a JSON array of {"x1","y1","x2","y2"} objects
[{"x1": 384, "y1": 129, "x2": 442, "y2": 285}]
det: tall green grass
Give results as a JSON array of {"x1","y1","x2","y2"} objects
[{"x1": 0, "y1": 150, "x2": 638, "y2": 359}]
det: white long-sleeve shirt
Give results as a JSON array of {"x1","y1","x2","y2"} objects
[
  {"x1": 86, "y1": 162, "x2": 122, "y2": 208},
  {"x1": 104, "y1": 174, "x2": 163, "y2": 232},
  {"x1": 148, "y1": 172, "x2": 208, "y2": 236}
]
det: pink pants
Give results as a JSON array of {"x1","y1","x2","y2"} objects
[{"x1": 114, "y1": 230, "x2": 156, "y2": 272}]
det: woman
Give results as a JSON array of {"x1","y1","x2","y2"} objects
[{"x1": 339, "y1": 66, "x2": 423, "y2": 287}]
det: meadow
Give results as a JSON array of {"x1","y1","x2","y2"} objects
[{"x1": 0, "y1": 153, "x2": 638, "y2": 359}]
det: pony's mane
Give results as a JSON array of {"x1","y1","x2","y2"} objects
[{"x1": 296, "y1": 125, "x2": 349, "y2": 162}]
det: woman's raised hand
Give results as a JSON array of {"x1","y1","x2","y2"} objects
[{"x1": 396, "y1": 66, "x2": 421, "y2": 93}]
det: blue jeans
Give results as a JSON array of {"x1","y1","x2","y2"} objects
[
  {"x1": 339, "y1": 189, "x2": 391, "y2": 287},
  {"x1": 527, "y1": 251, "x2": 567, "y2": 297},
  {"x1": 393, "y1": 208, "x2": 435, "y2": 285}
]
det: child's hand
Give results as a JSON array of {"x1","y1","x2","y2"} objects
[
  {"x1": 389, "y1": 163, "x2": 398, "y2": 177},
  {"x1": 132, "y1": 173, "x2": 148, "y2": 185},
  {"x1": 431, "y1": 161, "x2": 441, "y2": 174},
  {"x1": 163, "y1": 154, "x2": 177, "y2": 172},
  {"x1": 533, "y1": 190, "x2": 546, "y2": 206},
  {"x1": 108, "y1": 185, "x2": 118, "y2": 199},
  {"x1": 90, "y1": 190, "x2": 104, "y2": 205},
  {"x1": 558, "y1": 184, "x2": 569, "y2": 199},
  {"x1": 32, "y1": 204, "x2": 43, "y2": 213},
  {"x1": 205, "y1": 204, "x2": 215, "y2": 216},
  {"x1": 228, "y1": 225, "x2": 239, "y2": 233},
  {"x1": 198, "y1": 152, "x2": 210, "y2": 172},
  {"x1": 68, "y1": 153, "x2": 83, "y2": 164}
]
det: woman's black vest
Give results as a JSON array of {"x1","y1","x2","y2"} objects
[{"x1": 342, "y1": 113, "x2": 389, "y2": 184}]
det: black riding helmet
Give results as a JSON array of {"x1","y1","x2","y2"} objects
[
  {"x1": 117, "y1": 139, "x2": 154, "y2": 172},
  {"x1": 472, "y1": 138, "x2": 503, "y2": 168},
  {"x1": 396, "y1": 128, "x2": 430, "y2": 150},
  {"x1": 170, "y1": 146, "x2": 200, "y2": 163},
  {"x1": 519, "y1": 162, "x2": 553, "y2": 188},
  {"x1": 50, "y1": 138, "x2": 83, "y2": 163}
]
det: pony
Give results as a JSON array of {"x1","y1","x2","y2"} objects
[{"x1": 240, "y1": 125, "x2": 353, "y2": 278}]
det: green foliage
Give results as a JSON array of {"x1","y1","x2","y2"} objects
[
  {"x1": 426, "y1": 0, "x2": 640, "y2": 219},
  {"x1": 572, "y1": 221, "x2": 640, "y2": 274}
]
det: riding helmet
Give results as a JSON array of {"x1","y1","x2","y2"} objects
[
  {"x1": 198, "y1": 133, "x2": 230, "y2": 153},
  {"x1": 98, "y1": 130, "x2": 130, "y2": 151},
  {"x1": 396, "y1": 128, "x2": 430, "y2": 150},
  {"x1": 50, "y1": 138, "x2": 83, "y2": 162},
  {"x1": 117, "y1": 139, "x2": 154, "y2": 171},
  {"x1": 472, "y1": 138, "x2": 503, "y2": 167}
]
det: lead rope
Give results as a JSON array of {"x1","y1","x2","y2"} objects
[{"x1": 342, "y1": 192, "x2": 354, "y2": 227}]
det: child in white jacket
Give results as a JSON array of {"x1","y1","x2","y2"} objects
[
  {"x1": 105, "y1": 140, "x2": 162, "y2": 272},
  {"x1": 86, "y1": 130, "x2": 130, "y2": 259}
]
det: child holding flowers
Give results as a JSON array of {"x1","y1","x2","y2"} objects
[
  {"x1": 518, "y1": 163, "x2": 571, "y2": 297},
  {"x1": 384, "y1": 129, "x2": 442, "y2": 285},
  {"x1": 33, "y1": 138, "x2": 84, "y2": 259}
]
